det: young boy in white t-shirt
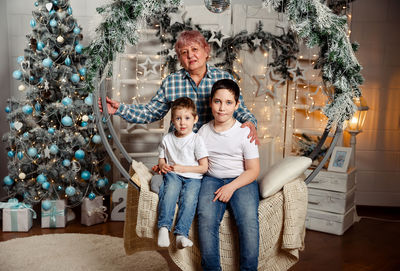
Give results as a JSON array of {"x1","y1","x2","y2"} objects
[
  {"x1": 153, "y1": 97, "x2": 208, "y2": 249},
  {"x1": 197, "y1": 79, "x2": 260, "y2": 270}
]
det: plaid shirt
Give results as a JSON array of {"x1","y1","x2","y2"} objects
[{"x1": 115, "y1": 64, "x2": 257, "y2": 132}]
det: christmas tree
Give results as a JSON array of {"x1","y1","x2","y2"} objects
[{"x1": 2, "y1": 0, "x2": 110, "y2": 207}]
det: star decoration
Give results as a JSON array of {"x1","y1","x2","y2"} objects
[
  {"x1": 44, "y1": 146, "x2": 50, "y2": 158},
  {"x1": 252, "y1": 37, "x2": 262, "y2": 47},
  {"x1": 208, "y1": 30, "x2": 230, "y2": 47},
  {"x1": 310, "y1": 84, "x2": 324, "y2": 96},
  {"x1": 167, "y1": 48, "x2": 176, "y2": 58},
  {"x1": 288, "y1": 61, "x2": 306, "y2": 83},
  {"x1": 139, "y1": 57, "x2": 159, "y2": 77},
  {"x1": 253, "y1": 69, "x2": 285, "y2": 98},
  {"x1": 44, "y1": 80, "x2": 50, "y2": 90},
  {"x1": 169, "y1": 7, "x2": 187, "y2": 26},
  {"x1": 64, "y1": 134, "x2": 72, "y2": 143}
]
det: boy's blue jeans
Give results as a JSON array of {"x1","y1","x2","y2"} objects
[
  {"x1": 197, "y1": 175, "x2": 260, "y2": 271},
  {"x1": 157, "y1": 172, "x2": 201, "y2": 237}
]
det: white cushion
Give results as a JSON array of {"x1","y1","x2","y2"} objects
[{"x1": 258, "y1": 156, "x2": 312, "y2": 198}]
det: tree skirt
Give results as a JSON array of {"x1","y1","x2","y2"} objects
[{"x1": 0, "y1": 234, "x2": 168, "y2": 271}]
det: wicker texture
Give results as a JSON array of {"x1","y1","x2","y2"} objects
[{"x1": 124, "y1": 161, "x2": 308, "y2": 271}]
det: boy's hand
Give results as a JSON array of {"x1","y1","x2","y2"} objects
[
  {"x1": 213, "y1": 184, "x2": 236, "y2": 203},
  {"x1": 152, "y1": 165, "x2": 161, "y2": 174},
  {"x1": 241, "y1": 122, "x2": 260, "y2": 145},
  {"x1": 171, "y1": 164, "x2": 184, "y2": 173},
  {"x1": 159, "y1": 164, "x2": 173, "y2": 174}
]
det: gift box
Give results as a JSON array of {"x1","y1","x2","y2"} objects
[
  {"x1": 1, "y1": 198, "x2": 37, "y2": 232},
  {"x1": 110, "y1": 181, "x2": 128, "y2": 221},
  {"x1": 41, "y1": 200, "x2": 67, "y2": 228},
  {"x1": 81, "y1": 197, "x2": 108, "y2": 226}
]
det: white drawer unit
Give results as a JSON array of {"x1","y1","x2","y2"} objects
[
  {"x1": 305, "y1": 207, "x2": 356, "y2": 235},
  {"x1": 307, "y1": 186, "x2": 356, "y2": 214},
  {"x1": 305, "y1": 168, "x2": 356, "y2": 193}
]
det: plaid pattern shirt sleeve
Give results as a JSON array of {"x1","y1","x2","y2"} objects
[{"x1": 115, "y1": 64, "x2": 257, "y2": 131}]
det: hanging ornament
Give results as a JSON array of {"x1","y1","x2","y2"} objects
[
  {"x1": 75, "y1": 149, "x2": 85, "y2": 160},
  {"x1": 167, "y1": 49, "x2": 176, "y2": 58},
  {"x1": 22, "y1": 104, "x2": 33, "y2": 114},
  {"x1": 73, "y1": 27, "x2": 81, "y2": 35},
  {"x1": 48, "y1": 127, "x2": 55, "y2": 134},
  {"x1": 30, "y1": 19, "x2": 36, "y2": 28},
  {"x1": 43, "y1": 146, "x2": 50, "y2": 157},
  {"x1": 204, "y1": 0, "x2": 231, "y2": 13},
  {"x1": 17, "y1": 152, "x2": 24, "y2": 160},
  {"x1": 71, "y1": 160, "x2": 81, "y2": 173},
  {"x1": 57, "y1": 185, "x2": 63, "y2": 191},
  {"x1": 27, "y1": 147, "x2": 38, "y2": 157},
  {"x1": 14, "y1": 121, "x2": 23, "y2": 130},
  {"x1": 61, "y1": 116, "x2": 73, "y2": 126},
  {"x1": 208, "y1": 30, "x2": 229, "y2": 47},
  {"x1": 80, "y1": 170, "x2": 91, "y2": 180},
  {"x1": 19, "y1": 173, "x2": 26, "y2": 180},
  {"x1": 49, "y1": 10, "x2": 55, "y2": 15},
  {"x1": 7, "y1": 151, "x2": 15, "y2": 158},
  {"x1": 84, "y1": 94, "x2": 93, "y2": 105},
  {"x1": 253, "y1": 69, "x2": 285, "y2": 99},
  {"x1": 5, "y1": 106, "x2": 11, "y2": 113},
  {"x1": 79, "y1": 67, "x2": 86, "y2": 76},
  {"x1": 52, "y1": 51, "x2": 59, "y2": 58},
  {"x1": 37, "y1": 41, "x2": 45, "y2": 51},
  {"x1": 252, "y1": 37, "x2": 262, "y2": 47},
  {"x1": 42, "y1": 57, "x2": 53, "y2": 68},
  {"x1": 17, "y1": 56, "x2": 24, "y2": 63},
  {"x1": 37, "y1": 174, "x2": 47, "y2": 184},
  {"x1": 64, "y1": 56, "x2": 71, "y2": 66},
  {"x1": 103, "y1": 163, "x2": 111, "y2": 172},
  {"x1": 42, "y1": 200, "x2": 52, "y2": 211},
  {"x1": 70, "y1": 73, "x2": 80, "y2": 83},
  {"x1": 3, "y1": 176, "x2": 14, "y2": 186},
  {"x1": 82, "y1": 115, "x2": 89, "y2": 122},
  {"x1": 67, "y1": 7, "x2": 72, "y2": 15},
  {"x1": 53, "y1": 0, "x2": 58, "y2": 5},
  {"x1": 80, "y1": 121, "x2": 88, "y2": 127},
  {"x1": 34, "y1": 2, "x2": 39, "y2": 7},
  {"x1": 49, "y1": 19, "x2": 57, "y2": 27},
  {"x1": 57, "y1": 35, "x2": 64, "y2": 44},
  {"x1": 75, "y1": 44, "x2": 83, "y2": 54},
  {"x1": 12, "y1": 70, "x2": 22, "y2": 80},
  {"x1": 44, "y1": 80, "x2": 50, "y2": 91},
  {"x1": 96, "y1": 179, "x2": 106, "y2": 188},
  {"x1": 92, "y1": 135, "x2": 102, "y2": 144},
  {"x1": 288, "y1": 61, "x2": 306, "y2": 83},
  {"x1": 42, "y1": 181, "x2": 50, "y2": 190},
  {"x1": 23, "y1": 132, "x2": 29, "y2": 138},
  {"x1": 138, "y1": 57, "x2": 159, "y2": 77},
  {"x1": 57, "y1": 10, "x2": 66, "y2": 20},
  {"x1": 18, "y1": 84, "x2": 26, "y2": 91},
  {"x1": 49, "y1": 144, "x2": 59, "y2": 154},
  {"x1": 45, "y1": 3, "x2": 53, "y2": 12},
  {"x1": 34, "y1": 102, "x2": 41, "y2": 112},
  {"x1": 62, "y1": 97, "x2": 73, "y2": 106},
  {"x1": 65, "y1": 186, "x2": 76, "y2": 196},
  {"x1": 62, "y1": 159, "x2": 71, "y2": 167},
  {"x1": 88, "y1": 192, "x2": 96, "y2": 200}
]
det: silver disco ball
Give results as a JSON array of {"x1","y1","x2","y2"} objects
[{"x1": 204, "y1": 0, "x2": 231, "y2": 13}]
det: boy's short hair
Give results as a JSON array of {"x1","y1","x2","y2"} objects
[
  {"x1": 211, "y1": 79, "x2": 240, "y2": 103},
  {"x1": 171, "y1": 97, "x2": 197, "y2": 118}
]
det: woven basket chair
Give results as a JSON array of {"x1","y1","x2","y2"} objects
[{"x1": 123, "y1": 160, "x2": 308, "y2": 271}]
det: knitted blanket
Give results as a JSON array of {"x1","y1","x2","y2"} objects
[{"x1": 124, "y1": 160, "x2": 308, "y2": 271}]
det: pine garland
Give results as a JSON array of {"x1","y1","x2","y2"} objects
[{"x1": 263, "y1": 0, "x2": 364, "y2": 125}]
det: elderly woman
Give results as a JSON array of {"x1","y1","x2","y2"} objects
[{"x1": 100, "y1": 30, "x2": 258, "y2": 142}]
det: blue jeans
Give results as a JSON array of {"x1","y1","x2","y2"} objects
[
  {"x1": 197, "y1": 175, "x2": 260, "y2": 271},
  {"x1": 157, "y1": 172, "x2": 201, "y2": 237}
]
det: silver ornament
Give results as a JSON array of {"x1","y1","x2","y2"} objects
[{"x1": 204, "y1": 0, "x2": 230, "y2": 13}]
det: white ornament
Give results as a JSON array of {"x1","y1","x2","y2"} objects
[
  {"x1": 82, "y1": 115, "x2": 89, "y2": 122},
  {"x1": 71, "y1": 160, "x2": 81, "y2": 173},
  {"x1": 57, "y1": 35, "x2": 64, "y2": 43},
  {"x1": 18, "y1": 84, "x2": 26, "y2": 91},
  {"x1": 19, "y1": 173, "x2": 26, "y2": 179},
  {"x1": 167, "y1": 49, "x2": 176, "y2": 58},
  {"x1": 44, "y1": 146, "x2": 50, "y2": 158},
  {"x1": 169, "y1": 7, "x2": 187, "y2": 26},
  {"x1": 14, "y1": 121, "x2": 23, "y2": 130},
  {"x1": 253, "y1": 37, "x2": 262, "y2": 47},
  {"x1": 45, "y1": 3, "x2": 53, "y2": 11},
  {"x1": 44, "y1": 80, "x2": 50, "y2": 90},
  {"x1": 208, "y1": 30, "x2": 229, "y2": 47},
  {"x1": 288, "y1": 61, "x2": 306, "y2": 83},
  {"x1": 138, "y1": 57, "x2": 159, "y2": 77}
]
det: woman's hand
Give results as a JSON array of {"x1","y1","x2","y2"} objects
[
  {"x1": 241, "y1": 122, "x2": 260, "y2": 145},
  {"x1": 98, "y1": 96, "x2": 120, "y2": 115},
  {"x1": 213, "y1": 183, "x2": 237, "y2": 203},
  {"x1": 158, "y1": 164, "x2": 173, "y2": 174}
]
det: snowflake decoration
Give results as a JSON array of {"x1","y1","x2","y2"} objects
[
  {"x1": 139, "y1": 57, "x2": 159, "y2": 77},
  {"x1": 208, "y1": 30, "x2": 229, "y2": 47}
]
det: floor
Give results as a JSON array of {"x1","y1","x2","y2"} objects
[{"x1": 1, "y1": 206, "x2": 400, "y2": 270}]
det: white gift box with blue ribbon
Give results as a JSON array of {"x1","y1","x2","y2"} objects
[
  {"x1": 110, "y1": 181, "x2": 128, "y2": 221},
  {"x1": 1, "y1": 198, "x2": 37, "y2": 232},
  {"x1": 41, "y1": 199, "x2": 67, "y2": 228}
]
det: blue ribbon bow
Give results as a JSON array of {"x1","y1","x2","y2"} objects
[
  {"x1": 0, "y1": 198, "x2": 37, "y2": 219},
  {"x1": 110, "y1": 181, "x2": 128, "y2": 190},
  {"x1": 42, "y1": 202, "x2": 65, "y2": 228}
]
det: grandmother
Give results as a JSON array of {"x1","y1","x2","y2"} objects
[{"x1": 99, "y1": 30, "x2": 259, "y2": 142}]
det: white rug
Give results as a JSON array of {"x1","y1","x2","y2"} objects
[{"x1": 0, "y1": 234, "x2": 168, "y2": 271}]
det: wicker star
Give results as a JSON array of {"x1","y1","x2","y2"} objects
[
  {"x1": 139, "y1": 57, "x2": 159, "y2": 77},
  {"x1": 288, "y1": 61, "x2": 306, "y2": 83},
  {"x1": 169, "y1": 7, "x2": 187, "y2": 26},
  {"x1": 208, "y1": 30, "x2": 229, "y2": 47},
  {"x1": 253, "y1": 69, "x2": 284, "y2": 98}
]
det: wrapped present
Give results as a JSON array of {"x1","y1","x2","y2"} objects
[
  {"x1": 81, "y1": 196, "x2": 108, "y2": 226},
  {"x1": 1, "y1": 198, "x2": 37, "y2": 232},
  {"x1": 110, "y1": 181, "x2": 128, "y2": 221},
  {"x1": 41, "y1": 200, "x2": 67, "y2": 228}
]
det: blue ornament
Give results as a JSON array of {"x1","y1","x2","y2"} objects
[
  {"x1": 62, "y1": 97, "x2": 73, "y2": 106},
  {"x1": 57, "y1": 185, "x2": 63, "y2": 191},
  {"x1": 89, "y1": 115, "x2": 94, "y2": 120},
  {"x1": 49, "y1": 10, "x2": 55, "y2": 15},
  {"x1": 17, "y1": 151, "x2": 24, "y2": 160},
  {"x1": 27, "y1": 147, "x2": 37, "y2": 157},
  {"x1": 67, "y1": 7, "x2": 72, "y2": 15},
  {"x1": 37, "y1": 174, "x2": 47, "y2": 184},
  {"x1": 17, "y1": 56, "x2": 24, "y2": 63},
  {"x1": 34, "y1": 2, "x2": 39, "y2": 7},
  {"x1": 92, "y1": 135, "x2": 102, "y2": 144},
  {"x1": 107, "y1": 134, "x2": 112, "y2": 140},
  {"x1": 84, "y1": 95, "x2": 93, "y2": 106},
  {"x1": 50, "y1": 19, "x2": 57, "y2": 27},
  {"x1": 10, "y1": 122, "x2": 14, "y2": 129},
  {"x1": 5, "y1": 106, "x2": 11, "y2": 113},
  {"x1": 75, "y1": 44, "x2": 83, "y2": 54},
  {"x1": 64, "y1": 56, "x2": 71, "y2": 66},
  {"x1": 73, "y1": 27, "x2": 81, "y2": 35},
  {"x1": 42, "y1": 200, "x2": 52, "y2": 211},
  {"x1": 103, "y1": 177, "x2": 109, "y2": 185},
  {"x1": 42, "y1": 58, "x2": 53, "y2": 68},
  {"x1": 48, "y1": 128, "x2": 55, "y2": 134},
  {"x1": 65, "y1": 186, "x2": 76, "y2": 196},
  {"x1": 39, "y1": 77, "x2": 43, "y2": 83},
  {"x1": 75, "y1": 149, "x2": 85, "y2": 160},
  {"x1": 37, "y1": 154, "x2": 41, "y2": 159},
  {"x1": 37, "y1": 42, "x2": 45, "y2": 51},
  {"x1": 29, "y1": 76, "x2": 35, "y2": 81},
  {"x1": 42, "y1": 181, "x2": 50, "y2": 190},
  {"x1": 70, "y1": 73, "x2": 80, "y2": 83},
  {"x1": 52, "y1": 51, "x2": 59, "y2": 58},
  {"x1": 62, "y1": 159, "x2": 71, "y2": 167},
  {"x1": 79, "y1": 67, "x2": 86, "y2": 76},
  {"x1": 3, "y1": 176, "x2": 14, "y2": 186},
  {"x1": 80, "y1": 121, "x2": 88, "y2": 127},
  {"x1": 61, "y1": 116, "x2": 73, "y2": 126},
  {"x1": 81, "y1": 170, "x2": 91, "y2": 180},
  {"x1": 7, "y1": 151, "x2": 15, "y2": 158},
  {"x1": 49, "y1": 144, "x2": 59, "y2": 154},
  {"x1": 30, "y1": 19, "x2": 36, "y2": 28},
  {"x1": 35, "y1": 102, "x2": 41, "y2": 112},
  {"x1": 12, "y1": 70, "x2": 22, "y2": 80},
  {"x1": 22, "y1": 104, "x2": 33, "y2": 114},
  {"x1": 103, "y1": 163, "x2": 111, "y2": 172},
  {"x1": 23, "y1": 132, "x2": 29, "y2": 138},
  {"x1": 96, "y1": 179, "x2": 106, "y2": 188},
  {"x1": 53, "y1": 0, "x2": 58, "y2": 5},
  {"x1": 88, "y1": 192, "x2": 96, "y2": 200}
]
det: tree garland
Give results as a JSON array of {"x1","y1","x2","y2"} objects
[
  {"x1": 152, "y1": 8, "x2": 299, "y2": 80},
  {"x1": 263, "y1": 0, "x2": 364, "y2": 125}
]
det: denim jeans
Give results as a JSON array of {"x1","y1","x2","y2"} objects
[
  {"x1": 197, "y1": 175, "x2": 260, "y2": 271},
  {"x1": 157, "y1": 172, "x2": 201, "y2": 237}
]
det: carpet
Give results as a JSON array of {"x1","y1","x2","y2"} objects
[{"x1": 0, "y1": 234, "x2": 168, "y2": 271}]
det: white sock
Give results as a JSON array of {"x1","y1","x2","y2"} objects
[
  {"x1": 158, "y1": 227, "x2": 170, "y2": 248},
  {"x1": 176, "y1": 235, "x2": 193, "y2": 249}
]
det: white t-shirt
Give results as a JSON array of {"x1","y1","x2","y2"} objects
[
  {"x1": 198, "y1": 120, "x2": 259, "y2": 179},
  {"x1": 159, "y1": 131, "x2": 209, "y2": 179}
]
